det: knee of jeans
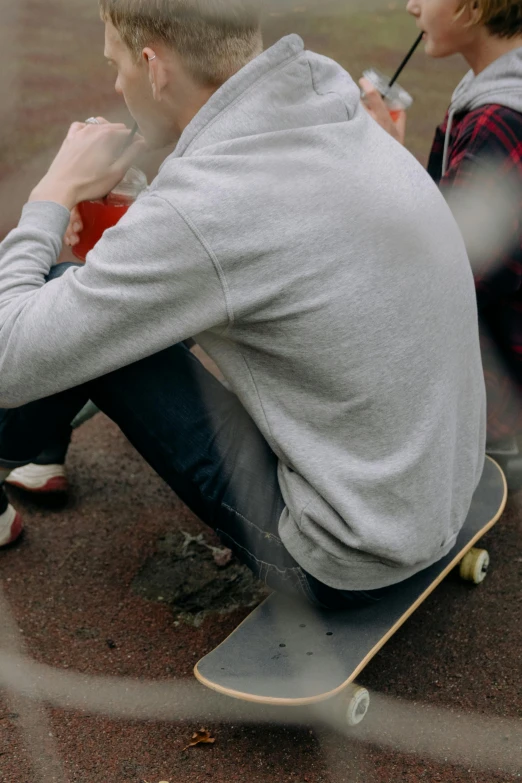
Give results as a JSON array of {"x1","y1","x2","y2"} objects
[{"x1": 45, "y1": 262, "x2": 82, "y2": 283}]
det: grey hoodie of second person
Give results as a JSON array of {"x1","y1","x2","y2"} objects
[{"x1": 442, "y1": 46, "x2": 522, "y2": 175}]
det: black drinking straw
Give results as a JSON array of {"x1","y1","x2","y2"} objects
[
  {"x1": 387, "y1": 31, "x2": 424, "y2": 89},
  {"x1": 103, "y1": 122, "x2": 141, "y2": 201},
  {"x1": 125, "y1": 121, "x2": 139, "y2": 148}
]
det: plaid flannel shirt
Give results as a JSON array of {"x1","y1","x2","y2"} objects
[{"x1": 428, "y1": 105, "x2": 522, "y2": 441}]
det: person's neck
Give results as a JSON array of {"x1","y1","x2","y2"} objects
[
  {"x1": 176, "y1": 84, "x2": 220, "y2": 135},
  {"x1": 463, "y1": 33, "x2": 522, "y2": 75}
]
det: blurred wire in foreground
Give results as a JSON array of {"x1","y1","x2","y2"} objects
[
  {"x1": 0, "y1": 643, "x2": 520, "y2": 775},
  {"x1": 0, "y1": 585, "x2": 67, "y2": 783}
]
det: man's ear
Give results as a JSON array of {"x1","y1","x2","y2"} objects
[{"x1": 143, "y1": 47, "x2": 161, "y2": 101}]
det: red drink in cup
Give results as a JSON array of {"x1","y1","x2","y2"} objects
[
  {"x1": 72, "y1": 166, "x2": 147, "y2": 262},
  {"x1": 73, "y1": 197, "x2": 131, "y2": 261},
  {"x1": 361, "y1": 68, "x2": 413, "y2": 123}
]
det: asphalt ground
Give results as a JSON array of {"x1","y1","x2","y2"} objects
[
  {"x1": 1, "y1": 414, "x2": 521, "y2": 783},
  {"x1": 0, "y1": 2, "x2": 521, "y2": 782}
]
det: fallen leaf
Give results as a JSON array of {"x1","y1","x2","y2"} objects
[
  {"x1": 183, "y1": 728, "x2": 216, "y2": 750},
  {"x1": 212, "y1": 547, "x2": 233, "y2": 568}
]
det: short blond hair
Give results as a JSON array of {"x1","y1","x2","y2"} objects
[
  {"x1": 99, "y1": 0, "x2": 262, "y2": 86},
  {"x1": 456, "y1": 0, "x2": 522, "y2": 38}
]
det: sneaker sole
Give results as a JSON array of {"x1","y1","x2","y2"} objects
[
  {"x1": 6, "y1": 476, "x2": 69, "y2": 493},
  {"x1": 0, "y1": 508, "x2": 24, "y2": 547},
  {"x1": 6, "y1": 464, "x2": 68, "y2": 494}
]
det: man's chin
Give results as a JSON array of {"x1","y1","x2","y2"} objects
[
  {"x1": 149, "y1": 137, "x2": 180, "y2": 152},
  {"x1": 139, "y1": 124, "x2": 181, "y2": 151}
]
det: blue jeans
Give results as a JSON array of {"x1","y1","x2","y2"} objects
[{"x1": 0, "y1": 265, "x2": 390, "y2": 609}]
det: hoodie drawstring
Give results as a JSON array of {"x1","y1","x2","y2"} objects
[{"x1": 442, "y1": 110, "x2": 455, "y2": 178}]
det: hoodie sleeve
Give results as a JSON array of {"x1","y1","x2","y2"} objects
[
  {"x1": 0, "y1": 195, "x2": 231, "y2": 408},
  {"x1": 437, "y1": 105, "x2": 522, "y2": 311}
]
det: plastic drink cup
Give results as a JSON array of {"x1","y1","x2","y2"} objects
[
  {"x1": 72, "y1": 166, "x2": 147, "y2": 262},
  {"x1": 362, "y1": 68, "x2": 413, "y2": 122},
  {"x1": 73, "y1": 197, "x2": 131, "y2": 262}
]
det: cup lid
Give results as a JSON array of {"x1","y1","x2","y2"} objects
[
  {"x1": 362, "y1": 68, "x2": 413, "y2": 111},
  {"x1": 111, "y1": 166, "x2": 148, "y2": 198}
]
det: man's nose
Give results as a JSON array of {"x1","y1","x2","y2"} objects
[
  {"x1": 406, "y1": 0, "x2": 420, "y2": 16},
  {"x1": 115, "y1": 77, "x2": 123, "y2": 96}
]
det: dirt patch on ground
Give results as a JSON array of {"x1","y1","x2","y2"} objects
[{"x1": 132, "y1": 530, "x2": 269, "y2": 625}]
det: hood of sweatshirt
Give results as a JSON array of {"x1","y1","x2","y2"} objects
[
  {"x1": 168, "y1": 34, "x2": 361, "y2": 161},
  {"x1": 442, "y1": 46, "x2": 522, "y2": 174}
]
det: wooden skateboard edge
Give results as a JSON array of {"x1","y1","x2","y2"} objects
[{"x1": 194, "y1": 457, "x2": 507, "y2": 706}]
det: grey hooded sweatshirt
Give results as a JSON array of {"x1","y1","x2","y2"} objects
[
  {"x1": 442, "y1": 46, "x2": 522, "y2": 175},
  {"x1": 0, "y1": 35, "x2": 486, "y2": 590}
]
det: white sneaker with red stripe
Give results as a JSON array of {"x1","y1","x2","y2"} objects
[
  {"x1": 5, "y1": 463, "x2": 68, "y2": 494},
  {"x1": 0, "y1": 503, "x2": 24, "y2": 547}
]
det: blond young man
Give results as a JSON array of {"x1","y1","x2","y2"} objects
[
  {"x1": 362, "y1": 0, "x2": 522, "y2": 469},
  {"x1": 0, "y1": 1, "x2": 485, "y2": 608}
]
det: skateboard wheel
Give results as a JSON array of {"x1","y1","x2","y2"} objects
[
  {"x1": 459, "y1": 548, "x2": 490, "y2": 584},
  {"x1": 343, "y1": 686, "x2": 370, "y2": 727}
]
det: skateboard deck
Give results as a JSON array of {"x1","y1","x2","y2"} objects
[{"x1": 195, "y1": 456, "x2": 506, "y2": 706}]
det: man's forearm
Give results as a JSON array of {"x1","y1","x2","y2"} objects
[
  {"x1": 29, "y1": 178, "x2": 77, "y2": 212},
  {"x1": 0, "y1": 202, "x2": 70, "y2": 406},
  {"x1": 0, "y1": 202, "x2": 70, "y2": 304},
  {"x1": 0, "y1": 190, "x2": 228, "y2": 409}
]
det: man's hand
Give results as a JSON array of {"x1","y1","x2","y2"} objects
[
  {"x1": 359, "y1": 78, "x2": 406, "y2": 145},
  {"x1": 64, "y1": 206, "x2": 83, "y2": 249},
  {"x1": 29, "y1": 118, "x2": 146, "y2": 211},
  {"x1": 64, "y1": 207, "x2": 83, "y2": 247}
]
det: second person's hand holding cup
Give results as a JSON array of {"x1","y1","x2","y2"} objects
[{"x1": 359, "y1": 72, "x2": 411, "y2": 145}]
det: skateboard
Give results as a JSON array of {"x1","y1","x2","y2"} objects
[{"x1": 195, "y1": 456, "x2": 507, "y2": 726}]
